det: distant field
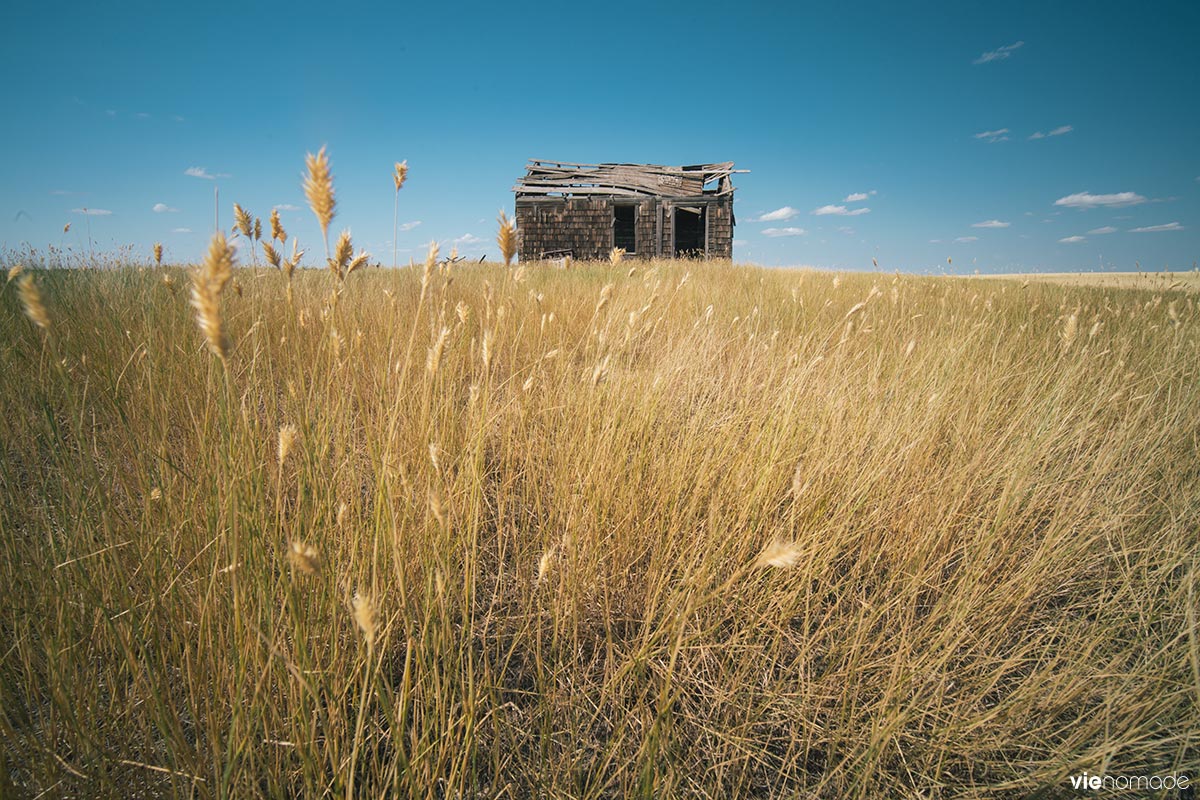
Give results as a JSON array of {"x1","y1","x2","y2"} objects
[
  {"x1": 2, "y1": 258, "x2": 1197, "y2": 798},
  {"x1": 973, "y1": 269, "x2": 1200, "y2": 292}
]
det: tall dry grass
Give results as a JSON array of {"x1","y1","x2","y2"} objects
[{"x1": 0, "y1": 253, "x2": 1197, "y2": 798}]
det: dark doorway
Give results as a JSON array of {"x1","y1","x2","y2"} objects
[
  {"x1": 673, "y1": 206, "x2": 706, "y2": 257},
  {"x1": 613, "y1": 205, "x2": 636, "y2": 253}
]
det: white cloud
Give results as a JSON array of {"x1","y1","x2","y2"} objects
[
  {"x1": 973, "y1": 41, "x2": 1024, "y2": 65},
  {"x1": 812, "y1": 204, "x2": 870, "y2": 216},
  {"x1": 184, "y1": 166, "x2": 231, "y2": 180},
  {"x1": 973, "y1": 128, "x2": 1010, "y2": 143},
  {"x1": 454, "y1": 233, "x2": 484, "y2": 245},
  {"x1": 971, "y1": 219, "x2": 1010, "y2": 228},
  {"x1": 72, "y1": 207, "x2": 112, "y2": 216},
  {"x1": 836, "y1": 226, "x2": 855, "y2": 234},
  {"x1": 1058, "y1": 235, "x2": 1086, "y2": 243},
  {"x1": 954, "y1": 236, "x2": 978, "y2": 243},
  {"x1": 929, "y1": 239, "x2": 943, "y2": 243},
  {"x1": 153, "y1": 203, "x2": 179, "y2": 213},
  {"x1": 171, "y1": 227, "x2": 193, "y2": 234},
  {"x1": 136, "y1": 112, "x2": 150, "y2": 119},
  {"x1": 843, "y1": 191, "x2": 876, "y2": 203},
  {"x1": 1054, "y1": 191, "x2": 1147, "y2": 209},
  {"x1": 1130, "y1": 222, "x2": 1184, "y2": 233},
  {"x1": 1029, "y1": 125, "x2": 1073, "y2": 140},
  {"x1": 758, "y1": 206, "x2": 799, "y2": 222},
  {"x1": 400, "y1": 220, "x2": 423, "y2": 231},
  {"x1": 276, "y1": 203, "x2": 301, "y2": 212},
  {"x1": 762, "y1": 227, "x2": 806, "y2": 237},
  {"x1": 1088, "y1": 226, "x2": 1117, "y2": 235}
]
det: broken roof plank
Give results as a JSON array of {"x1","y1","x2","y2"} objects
[{"x1": 516, "y1": 160, "x2": 746, "y2": 198}]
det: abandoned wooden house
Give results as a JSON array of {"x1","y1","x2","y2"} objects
[{"x1": 512, "y1": 160, "x2": 745, "y2": 261}]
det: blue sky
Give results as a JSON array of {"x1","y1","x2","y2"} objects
[{"x1": 1, "y1": 0, "x2": 1196, "y2": 272}]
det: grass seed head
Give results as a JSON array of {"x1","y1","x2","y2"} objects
[
  {"x1": 232, "y1": 203, "x2": 253, "y2": 239},
  {"x1": 497, "y1": 210, "x2": 517, "y2": 267},
  {"x1": 262, "y1": 241, "x2": 281, "y2": 270},
  {"x1": 153, "y1": 242, "x2": 163, "y2": 266},
  {"x1": 352, "y1": 591, "x2": 377, "y2": 646},
  {"x1": 278, "y1": 424, "x2": 298, "y2": 467},
  {"x1": 288, "y1": 540, "x2": 321, "y2": 575},
  {"x1": 755, "y1": 540, "x2": 802, "y2": 570},
  {"x1": 17, "y1": 273, "x2": 50, "y2": 331},
  {"x1": 393, "y1": 160, "x2": 408, "y2": 192},
  {"x1": 270, "y1": 208, "x2": 286, "y2": 243},
  {"x1": 304, "y1": 146, "x2": 336, "y2": 245},
  {"x1": 190, "y1": 231, "x2": 234, "y2": 361},
  {"x1": 330, "y1": 230, "x2": 353, "y2": 280}
]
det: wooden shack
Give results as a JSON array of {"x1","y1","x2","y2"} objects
[{"x1": 512, "y1": 160, "x2": 744, "y2": 261}]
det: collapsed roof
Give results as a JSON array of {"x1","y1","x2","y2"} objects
[{"x1": 514, "y1": 160, "x2": 745, "y2": 199}]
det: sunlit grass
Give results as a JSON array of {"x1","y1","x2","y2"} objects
[{"x1": 1, "y1": 257, "x2": 1197, "y2": 797}]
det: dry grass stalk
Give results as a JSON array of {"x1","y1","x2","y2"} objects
[
  {"x1": 17, "y1": 273, "x2": 50, "y2": 331},
  {"x1": 497, "y1": 211, "x2": 516, "y2": 267},
  {"x1": 263, "y1": 242, "x2": 282, "y2": 270},
  {"x1": 278, "y1": 424, "x2": 298, "y2": 467},
  {"x1": 347, "y1": 251, "x2": 369, "y2": 275},
  {"x1": 609, "y1": 247, "x2": 625, "y2": 266},
  {"x1": 7, "y1": 264, "x2": 24, "y2": 283},
  {"x1": 304, "y1": 146, "x2": 336, "y2": 258},
  {"x1": 352, "y1": 592, "x2": 377, "y2": 646},
  {"x1": 189, "y1": 232, "x2": 234, "y2": 361},
  {"x1": 754, "y1": 540, "x2": 802, "y2": 569},
  {"x1": 232, "y1": 204, "x2": 253, "y2": 239},
  {"x1": 330, "y1": 230, "x2": 353, "y2": 280},
  {"x1": 153, "y1": 242, "x2": 163, "y2": 266},
  {"x1": 270, "y1": 208, "x2": 286, "y2": 243},
  {"x1": 427, "y1": 326, "x2": 450, "y2": 375},
  {"x1": 288, "y1": 540, "x2": 321, "y2": 575}
]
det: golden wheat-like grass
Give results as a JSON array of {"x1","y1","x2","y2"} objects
[
  {"x1": 754, "y1": 539, "x2": 802, "y2": 569},
  {"x1": 609, "y1": 247, "x2": 625, "y2": 266},
  {"x1": 347, "y1": 250, "x2": 369, "y2": 275},
  {"x1": 393, "y1": 160, "x2": 408, "y2": 192},
  {"x1": 277, "y1": 424, "x2": 298, "y2": 467},
  {"x1": 17, "y1": 273, "x2": 50, "y2": 331},
  {"x1": 497, "y1": 210, "x2": 516, "y2": 267},
  {"x1": 262, "y1": 241, "x2": 281, "y2": 270},
  {"x1": 270, "y1": 208, "x2": 286, "y2": 243},
  {"x1": 232, "y1": 204, "x2": 253, "y2": 239},
  {"x1": 330, "y1": 230, "x2": 353, "y2": 280},
  {"x1": 189, "y1": 231, "x2": 234, "y2": 361},
  {"x1": 352, "y1": 591, "x2": 377, "y2": 646},
  {"x1": 304, "y1": 146, "x2": 336, "y2": 255},
  {"x1": 287, "y1": 540, "x2": 321, "y2": 575},
  {"x1": 152, "y1": 242, "x2": 163, "y2": 267}
]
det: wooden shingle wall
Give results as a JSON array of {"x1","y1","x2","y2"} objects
[{"x1": 515, "y1": 195, "x2": 735, "y2": 261}]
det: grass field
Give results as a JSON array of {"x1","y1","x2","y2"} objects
[
  {"x1": 2, "y1": 255, "x2": 1198, "y2": 798},
  {"x1": 972, "y1": 270, "x2": 1200, "y2": 294}
]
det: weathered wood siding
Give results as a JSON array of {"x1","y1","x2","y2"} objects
[
  {"x1": 516, "y1": 198, "x2": 613, "y2": 261},
  {"x1": 706, "y1": 198, "x2": 734, "y2": 259},
  {"x1": 515, "y1": 195, "x2": 735, "y2": 261}
]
